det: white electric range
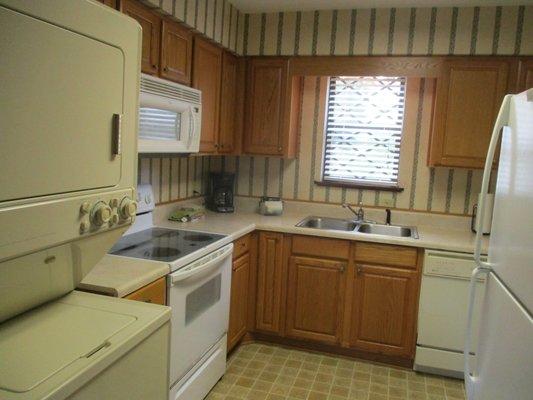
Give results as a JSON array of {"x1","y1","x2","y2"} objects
[{"x1": 108, "y1": 184, "x2": 233, "y2": 400}]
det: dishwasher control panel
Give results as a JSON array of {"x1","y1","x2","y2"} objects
[{"x1": 424, "y1": 250, "x2": 486, "y2": 280}]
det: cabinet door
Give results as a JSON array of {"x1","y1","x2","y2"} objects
[
  {"x1": 348, "y1": 264, "x2": 419, "y2": 357},
  {"x1": 218, "y1": 52, "x2": 238, "y2": 154},
  {"x1": 428, "y1": 59, "x2": 510, "y2": 168},
  {"x1": 125, "y1": 277, "x2": 166, "y2": 305},
  {"x1": 517, "y1": 58, "x2": 533, "y2": 91},
  {"x1": 120, "y1": 0, "x2": 160, "y2": 75},
  {"x1": 228, "y1": 252, "x2": 250, "y2": 351},
  {"x1": 193, "y1": 37, "x2": 222, "y2": 153},
  {"x1": 245, "y1": 58, "x2": 288, "y2": 156},
  {"x1": 285, "y1": 256, "x2": 346, "y2": 345},
  {"x1": 256, "y1": 232, "x2": 285, "y2": 334},
  {"x1": 160, "y1": 20, "x2": 192, "y2": 85},
  {"x1": 96, "y1": 0, "x2": 117, "y2": 8}
]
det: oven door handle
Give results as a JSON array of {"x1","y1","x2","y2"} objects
[{"x1": 170, "y1": 244, "x2": 233, "y2": 285}]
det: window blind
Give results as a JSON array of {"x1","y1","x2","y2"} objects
[{"x1": 322, "y1": 76, "x2": 407, "y2": 187}]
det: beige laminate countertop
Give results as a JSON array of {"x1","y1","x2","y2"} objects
[
  {"x1": 155, "y1": 207, "x2": 489, "y2": 255},
  {"x1": 79, "y1": 255, "x2": 170, "y2": 298}
]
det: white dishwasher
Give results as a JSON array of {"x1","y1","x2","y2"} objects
[{"x1": 414, "y1": 250, "x2": 486, "y2": 378}]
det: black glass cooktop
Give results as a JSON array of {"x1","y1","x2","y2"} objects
[{"x1": 109, "y1": 228, "x2": 226, "y2": 262}]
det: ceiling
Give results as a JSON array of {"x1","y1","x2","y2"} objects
[{"x1": 230, "y1": 0, "x2": 533, "y2": 13}]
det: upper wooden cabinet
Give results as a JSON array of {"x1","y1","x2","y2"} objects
[
  {"x1": 160, "y1": 20, "x2": 193, "y2": 85},
  {"x1": 428, "y1": 58, "x2": 511, "y2": 168},
  {"x1": 244, "y1": 58, "x2": 302, "y2": 158},
  {"x1": 193, "y1": 37, "x2": 223, "y2": 153},
  {"x1": 218, "y1": 52, "x2": 239, "y2": 154},
  {"x1": 285, "y1": 256, "x2": 346, "y2": 345},
  {"x1": 255, "y1": 232, "x2": 285, "y2": 334},
  {"x1": 120, "y1": 0, "x2": 161, "y2": 75},
  {"x1": 517, "y1": 58, "x2": 533, "y2": 92}
]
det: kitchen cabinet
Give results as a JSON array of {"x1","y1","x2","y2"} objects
[
  {"x1": 346, "y1": 243, "x2": 420, "y2": 358},
  {"x1": 228, "y1": 252, "x2": 250, "y2": 351},
  {"x1": 160, "y1": 20, "x2": 193, "y2": 85},
  {"x1": 516, "y1": 58, "x2": 533, "y2": 91},
  {"x1": 120, "y1": 0, "x2": 161, "y2": 76},
  {"x1": 125, "y1": 277, "x2": 166, "y2": 305},
  {"x1": 218, "y1": 52, "x2": 239, "y2": 154},
  {"x1": 244, "y1": 58, "x2": 302, "y2": 158},
  {"x1": 428, "y1": 58, "x2": 510, "y2": 168},
  {"x1": 96, "y1": 0, "x2": 117, "y2": 8},
  {"x1": 192, "y1": 37, "x2": 223, "y2": 153},
  {"x1": 255, "y1": 232, "x2": 285, "y2": 334},
  {"x1": 285, "y1": 256, "x2": 346, "y2": 345}
]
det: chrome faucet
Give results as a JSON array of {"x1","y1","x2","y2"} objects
[{"x1": 342, "y1": 202, "x2": 364, "y2": 221}]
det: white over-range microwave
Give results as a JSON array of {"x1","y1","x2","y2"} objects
[{"x1": 139, "y1": 73, "x2": 202, "y2": 153}]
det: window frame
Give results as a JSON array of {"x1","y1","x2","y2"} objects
[{"x1": 317, "y1": 75, "x2": 407, "y2": 192}]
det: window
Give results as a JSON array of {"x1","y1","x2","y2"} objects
[{"x1": 322, "y1": 76, "x2": 407, "y2": 189}]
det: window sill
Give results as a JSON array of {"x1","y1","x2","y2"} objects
[{"x1": 314, "y1": 180, "x2": 404, "y2": 192}]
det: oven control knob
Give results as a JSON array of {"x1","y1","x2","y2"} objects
[
  {"x1": 119, "y1": 197, "x2": 137, "y2": 219},
  {"x1": 91, "y1": 202, "x2": 112, "y2": 226}
]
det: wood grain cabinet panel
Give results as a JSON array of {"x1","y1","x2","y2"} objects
[
  {"x1": 218, "y1": 52, "x2": 238, "y2": 154},
  {"x1": 125, "y1": 277, "x2": 166, "y2": 305},
  {"x1": 244, "y1": 58, "x2": 301, "y2": 158},
  {"x1": 160, "y1": 20, "x2": 192, "y2": 85},
  {"x1": 517, "y1": 58, "x2": 533, "y2": 91},
  {"x1": 120, "y1": 0, "x2": 161, "y2": 75},
  {"x1": 228, "y1": 253, "x2": 250, "y2": 351},
  {"x1": 348, "y1": 264, "x2": 419, "y2": 357},
  {"x1": 255, "y1": 232, "x2": 285, "y2": 334},
  {"x1": 96, "y1": 0, "x2": 118, "y2": 8},
  {"x1": 428, "y1": 59, "x2": 510, "y2": 168},
  {"x1": 285, "y1": 256, "x2": 346, "y2": 345},
  {"x1": 193, "y1": 37, "x2": 222, "y2": 153},
  {"x1": 354, "y1": 242, "x2": 418, "y2": 269}
]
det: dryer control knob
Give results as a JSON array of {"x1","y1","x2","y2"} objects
[
  {"x1": 91, "y1": 202, "x2": 112, "y2": 226},
  {"x1": 119, "y1": 197, "x2": 137, "y2": 219}
]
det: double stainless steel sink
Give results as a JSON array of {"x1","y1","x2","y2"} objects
[{"x1": 296, "y1": 216, "x2": 419, "y2": 239}]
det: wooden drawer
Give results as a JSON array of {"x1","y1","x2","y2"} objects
[
  {"x1": 354, "y1": 242, "x2": 418, "y2": 269},
  {"x1": 125, "y1": 277, "x2": 166, "y2": 305},
  {"x1": 233, "y1": 234, "x2": 251, "y2": 259},
  {"x1": 292, "y1": 235, "x2": 350, "y2": 260}
]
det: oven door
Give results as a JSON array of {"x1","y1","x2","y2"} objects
[
  {"x1": 167, "y1": 244, "x2": 232, "y2": 388},
  {"x1": 138, "y1": 92, "x2": 200, "y2": 153}
]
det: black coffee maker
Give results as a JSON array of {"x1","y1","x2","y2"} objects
[{"x1": 206, "y1": 173, "x2": 235, "y2": 213}]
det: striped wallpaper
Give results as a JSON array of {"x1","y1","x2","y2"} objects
[
  {"x1": 138, "y1": 3, "x2": 532, "y2": 214},
  {"x1": 143, "y1": 0, "x2": 244, "y2": 53},
  {"x1": 242, "y1": 6, "x2": 532, "y2": 56}
]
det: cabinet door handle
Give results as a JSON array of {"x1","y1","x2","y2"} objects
[
  {"x1": 339, "y1": 264, "x2": 346, "y2": 273},
  {"x1": 163, "y1": 67, "x2": 168, "y2": 72},
  {"x1": 356, "y1": 264, "x2": 363, "y2": 275}
]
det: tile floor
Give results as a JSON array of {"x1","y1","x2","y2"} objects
[{"x1": 207, "y1": 343, "x2": 466, "y2": 400}]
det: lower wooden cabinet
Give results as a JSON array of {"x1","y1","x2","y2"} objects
[
  {"x1": 125, "y1": 277, "x2": 166, "y2": 305},
  {"x1": 347, "y1": 264, "x2": 419, "y2": 357},
  {"x1": 228, "y1": 252, "x2": 250, "y2": 351},
  {"x1": 255, "y1": 232, "x2": 285, "y2": 334},
  {"x1": 285, "y1": 256, "x2": 346, "y2": 345}
]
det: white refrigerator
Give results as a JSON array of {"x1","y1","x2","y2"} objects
[{"x1": 464, "y1": 89, "x2": 533, "y2": 399}]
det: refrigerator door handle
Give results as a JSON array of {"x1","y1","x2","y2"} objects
[
  {"x1": 473, "y1": 95, "x2": 512, "y2": 268},
  {"x1": 464, "y1": 266, "x2": 489, "y2": 398}
]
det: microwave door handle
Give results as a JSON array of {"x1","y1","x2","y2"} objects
[
  {"x1": 187, "y1": 108, "x2": 195, "y2": 148},
  {"x1": 170, "y1": 244, "x2": 233, "y2": 285}
]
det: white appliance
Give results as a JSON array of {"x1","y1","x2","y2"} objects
[
  {"x1": 414, "y1": 250, "x2": 486, "y2": 378},
  {"x1": 464, "y1": 89, "x2": 533, "y2": 399},
  {"x1": 0, "y1": 1, "x2": 170, "y2": 399},
  {"x1": 108, "y1": 185, "x2": 233, "y2": 400},
  {"x1": 139, "y1": 73, "x2": 202, "y2": 153}
]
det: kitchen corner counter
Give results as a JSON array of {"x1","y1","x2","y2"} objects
[
  {"x1": 154, "y1": 206, "x2": 489, "y2": 255},
  {"x1": 78, "y1": 255, "x2": 170, "y2": 298}
]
